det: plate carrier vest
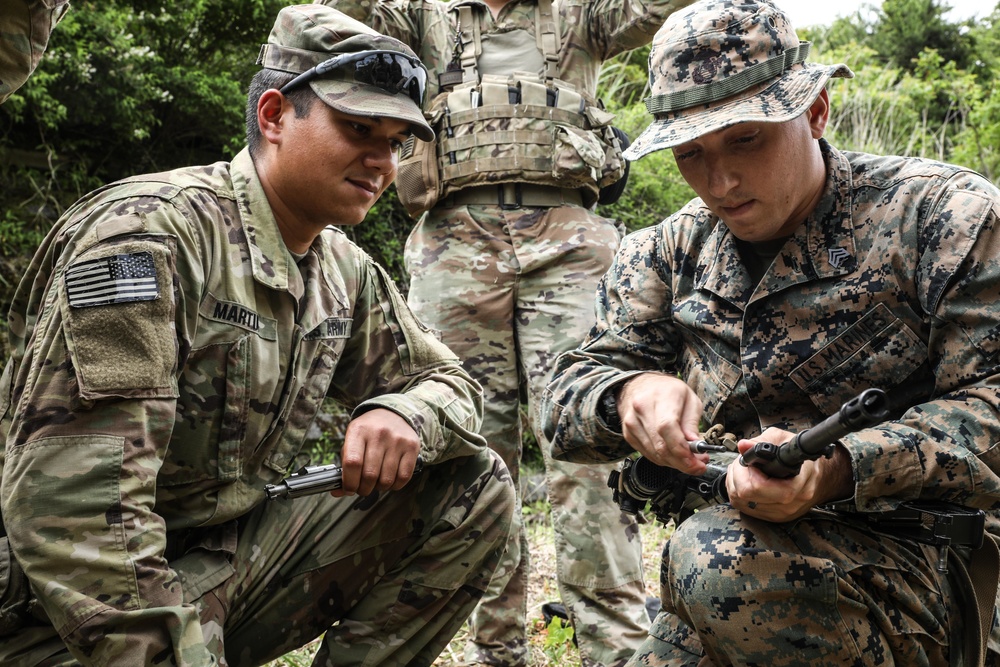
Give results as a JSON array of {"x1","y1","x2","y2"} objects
[{"x1": 395, "y1": 0, "x2": 627, "y2": 217}]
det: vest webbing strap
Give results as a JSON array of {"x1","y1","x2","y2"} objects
[
  {"x1": 445, "y1": 104, "x2": 589, "y2": 128},
  {"x1": 536, "y1": 0, "x2": 560, "y2": 81},
  {"x1": 442, "y1": 156, "x2": 552, "y2": 180},
  {"x1": 444, "y1": 129, "x2": 555, "y2": 151},
  {"x1": 458, "y1": 5, "x2": 478, "y2": 85},
  {"x1": 453, "y1": 0, "x2": 560, "y2": 85}
]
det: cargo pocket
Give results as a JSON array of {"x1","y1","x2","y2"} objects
[{"x1": 172, "y1": 522, "x2": 238, "y2": 603}]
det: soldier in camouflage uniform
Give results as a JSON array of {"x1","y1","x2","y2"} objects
[
  {"x1": 0, "y1": 5, "x2": 515, "y2": 666},
  {"x1": 0, "y1": 0, "x2": 69, "y2": 105},
  {"x1": 315, "y1": 0, "x2": 695, "y2": 664},
  {"x1": 542, "y1": 1, "x2": 1000, "y2": 665}
]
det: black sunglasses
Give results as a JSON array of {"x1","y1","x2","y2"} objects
[{"x1": 279, "y1": 49, "x2": 427, "y2": 108}]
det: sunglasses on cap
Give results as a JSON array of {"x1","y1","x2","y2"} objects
[{"x1": 279, "y1": 49, "x2": 428, "y2": 107}]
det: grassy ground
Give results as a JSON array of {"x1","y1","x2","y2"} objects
[{"x1": 265, "y1": 498, "x2": 673, "y2": 667}]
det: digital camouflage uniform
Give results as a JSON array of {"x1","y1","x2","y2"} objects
[
  {"x1": 318, "y1": 0, "x2": 694, "y2": 664},
  {"x1": 0, "y1": 0, "x2": 69, "y2": 105},
  {"x1": 0, "y1": 60, "x2": 515, "y2": 667},
  {"x1": 545, "y1": 140, "x2": 1000, "y2": 666},
  {"x1": 542, "y1": 1, "x2": 1000, "y2": 665}
]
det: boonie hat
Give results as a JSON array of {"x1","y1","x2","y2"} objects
[
  {"x1": 257, "y1": 4, "x2": 434, "y2": 142},
  {"x1": 624, "y1": 0, "x2": 853, "y2": 160}
]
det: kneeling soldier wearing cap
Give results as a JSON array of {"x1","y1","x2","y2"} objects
[{"x1": 0, "y1": 5, "x2": 515, "y2": 666}]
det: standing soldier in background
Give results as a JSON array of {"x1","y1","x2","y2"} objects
[
  {"x1": 317, "y1": 0, "x2": 695, "y2": 664},
  {"x1": 0, "y1": 0, "x2": 69, "y2": 105}
]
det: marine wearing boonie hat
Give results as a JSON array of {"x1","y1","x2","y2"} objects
[
  {"x1": 624, "y1": 0, "x2": 853, "y2": 160},
  {"x1": 256, "y1": 3, "x2": 434, "y2": 142}
]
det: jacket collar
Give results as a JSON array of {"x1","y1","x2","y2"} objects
[
  {"x1": 231, "y1": 148, "x2": 296, "y2": 293},
  {"x1": 697, "y1": 140, "x2": 858, "y2": 308}
]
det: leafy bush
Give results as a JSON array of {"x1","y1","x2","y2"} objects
[{"x1": 0, "y1": 0, "x2": 286, "y2": 257}]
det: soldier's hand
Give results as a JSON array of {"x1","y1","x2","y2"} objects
[
  {"x1": 726, "y1": 429, "x2": 854, "y2": 522},
  {"x1": 618, "y1": 373, "x2": 708, "y2": 475},
  {"x1": 333, "y1": 408, "x2": 421, "y2": 497}
]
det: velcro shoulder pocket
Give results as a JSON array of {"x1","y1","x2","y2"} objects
[{"x1": 60, "y1": 238, "x2": 178, "y2": 400}]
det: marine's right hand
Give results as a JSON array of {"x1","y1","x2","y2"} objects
[{"x1": 617, "y1": 373, "x2": 708, "y2": 475}]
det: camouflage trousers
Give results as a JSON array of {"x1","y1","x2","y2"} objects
[
  {"x1": 1, "y1": 449, "x2": 514, "y2": 667},
  {"x1": 628, "y1": 503, "x2": 994, "y2": 667},
  {"x1": 406, "y1": 201, "x2": 649, "y2": 667}
]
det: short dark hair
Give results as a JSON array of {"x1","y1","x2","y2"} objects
[{"x1": 245, "y1": 69, "x2": 317, "y2": 159}]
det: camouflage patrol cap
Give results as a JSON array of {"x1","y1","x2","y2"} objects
[
  {"x1": 257, "y1": 3, "x2": 434, "y2": 141},
  {"x1": 624, "y1": 0, "x2": 853, "y2": 160}
]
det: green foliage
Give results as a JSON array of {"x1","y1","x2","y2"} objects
[
  {"x1": 0, "y1": 207, "x2": 46, "y2": 253},
  {"x1": 596, "y1": 46, "x2": 652, "y2": 108},
  {"x1": 966, "y1": 4, "x2": 1000, "y2": 84},
  {"x1": 799, "y1": 3, "x2": 880, "y2": 52},
  {"x1": 807, "y1": 0, "x2": 1000, "y2": 182},
  {"x1": 0, "y1": 0, "x2": 286, "y2": 257},
  {"x1": 951, "y1": 76, "x2": 1000, "y2": 183},
  {"x1": 521, "y1": 497, "x2": 551, "y2": 519},
  {"x1": 873, "y1": 0, "x2": 973, "y2": 71},
  {"x1": 541, "y1": 616, "x2": 575, "y2": 662},
  {"x1": 819, "y1": 34, "x2": 997, "y2": 179}
]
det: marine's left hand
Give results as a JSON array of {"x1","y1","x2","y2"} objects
[
  {"x1": 332, "y1": 408, "x2": 421, "y2": 497},
  {"x1": 725, "y1": 427, "x2": 854, "y2": 522}
]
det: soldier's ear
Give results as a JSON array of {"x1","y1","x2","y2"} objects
[
  {"x1": 257, "y1": 89, "x2": 288, "y2": 146},
  {"x1": 807, "y1": 89, "x2": 830, "y2": 140}
]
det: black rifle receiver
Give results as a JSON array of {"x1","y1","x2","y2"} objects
[
  {"x1": 610, "y1": 389, "x2": 889, "y2": 511},
  {"x1": 608, "y1": 388, "x2": 986, "y2": 564}
]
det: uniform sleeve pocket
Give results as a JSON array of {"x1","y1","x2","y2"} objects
[{"x1": 60, "y1": 239, "x2": 177, "y2": 400}]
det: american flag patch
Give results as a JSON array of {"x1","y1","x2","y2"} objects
[{"x1": 65, "y1": 251, "x2": 160, "y2": 309}]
